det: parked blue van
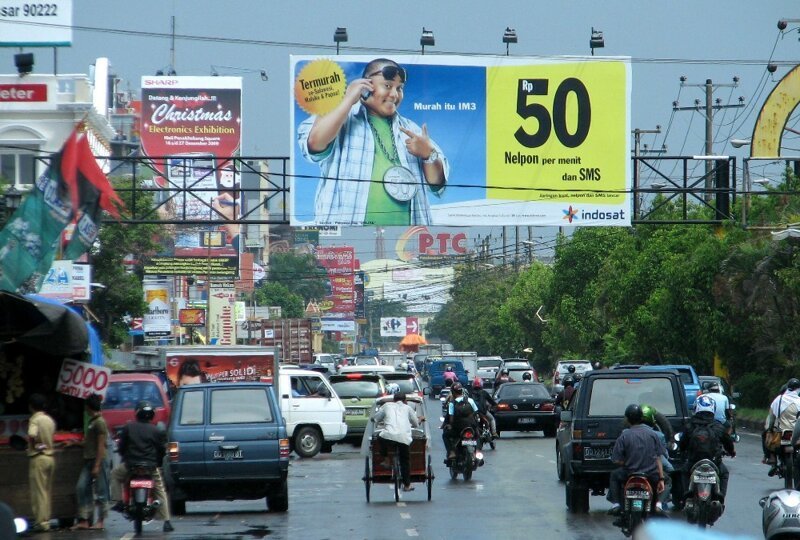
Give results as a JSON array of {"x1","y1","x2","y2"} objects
[
  {"x1": 427, "y1": 360, "x2": 469, "y2": 399},
  {"x1": 166, "y1": 382, "x2": 290, "y2": 514}
]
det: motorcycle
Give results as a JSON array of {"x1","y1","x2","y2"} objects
[
  {"x1": 617, "y1": 474, "x2": 654, "y2": 537},
  {"x1": 777, "y1": 429, "x2": 797, "y2": 489},
  {"x1": 121, "y1": 465, "x2": 160, "y2": 535},
  {"x1": 477, "y1": 416, "x2": 496, "y2": 451},
  {"x1": 684, "y1": 458, "x2": 724, "y2": 528},
  {"x1": 439, "y1": 388, "x2": 451, "y2": 416},
  {"x1": 448, "y1": 426, "x2": 484, "y2": 481}
]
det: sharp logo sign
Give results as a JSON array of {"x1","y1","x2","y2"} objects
[{"x1": 396, "y1": 226, "x2": 468, "y2": 262}]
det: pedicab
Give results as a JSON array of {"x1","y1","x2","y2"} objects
[{"x1": 360, "y1": 394, "x2": 434, "y2": 502}]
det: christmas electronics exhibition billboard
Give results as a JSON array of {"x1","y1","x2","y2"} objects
[
  {"x1": 290, "y1": 55, "x2": 631, "y2": 228},
  {"x1": 140, "y1": 76, "x2": 242, "y2": 257}
]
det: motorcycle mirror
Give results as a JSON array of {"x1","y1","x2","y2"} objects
[
  {"x1": 674, "y1": 432, "x2": 683, "y2": 442},
  {"x1": 730, "y1": 404, "x2": 737, "y2": 410},
  {"x1": 439, "y1": 416, "x2": 445, "y2": 423},
  {"x1": 14, "y1": 518, "x2": 27, "y2": 534},
  {"x1": 759, "y1": 496, "x2": 768, "y2": 508}
]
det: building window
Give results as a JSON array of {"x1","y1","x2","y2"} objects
[{"x1": 0, "y1": 145, "x2": 38, "y2": 186}]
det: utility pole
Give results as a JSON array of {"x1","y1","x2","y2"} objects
[{"x1": 673, "y1": 77, "x2": 745, "y2": 201}]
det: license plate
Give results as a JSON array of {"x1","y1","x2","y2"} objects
[
  {"x1": 518, "y1": 418, "x2": 537, "y2": 424},
  {"x1": 213, "y1": 449, "x2": 243, "y2": 460},
  {"x1": 692, "y1": 474, "x2": 717, "y2": 484},
  {"x1": 346, "y1": 408, "x2": 366, "y2": 416},
  {"x1": 461, "y1": 439, "x2": 477, "y2": 446},
  {"x1": 583, "y1": 446, "x2": 612, "y2": 460},
  {"x1": 130, "y1": 479, "x2": 154, "y2": 489},
  {"x1": 632, "y1": 499, "x2": 643, "y2": 510}
]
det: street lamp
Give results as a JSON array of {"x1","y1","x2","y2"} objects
[
  {"x1": 420, "y1": 28, "x2": 435, "y2": 55},
  {"x1": 730, "y1": 139, "x2": 751, "y2": 149},
  {"x1": 590, "y1": 27, "x2": 604, "y2": 55},
  {"x1": 502, "y1": 27, "x2": 518, "y2": 56},
  {"x1": 333, "y1": 27, "x2": 348, "y2": 54},
  {"x1": 753, "y1": 178, "x2": 772, "y2": 187}
]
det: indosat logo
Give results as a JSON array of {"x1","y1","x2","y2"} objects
[
  {"x1": 562, "y1": 206, "x2": 625, "y2": 224},
  {"x1": 395, "y1": 226, "x2": 468, "y2": 262}
]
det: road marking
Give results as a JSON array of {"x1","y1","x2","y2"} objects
[
  {"x1": 535, "y1": 454, "x2": 544, "y2": 458},
  {"x1": 406, "y1": 529, "x2": 419, "y2": 537},
  {"x1": 400, "y1": 512, "x2": 411, "y2": 519},
  {"x1": 121, "y1": 534, "x2": 135, "y2": 540},
  {"x1": 549, "y1": 460, "x2": 556, "y2": 464},
  {"x1": 397, "y1": 502, "x2": 407, "y2": 507}
]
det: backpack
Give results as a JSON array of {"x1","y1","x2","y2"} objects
[
  {"x1": 687, "y1": 421, "x2": 720, "y2": 461},
  {"x1": 453, "y1": 397, "x2": 474, "y2": 419}
]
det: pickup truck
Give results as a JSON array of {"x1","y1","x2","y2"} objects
[
  {"x1": 166, "y1": 382, "x2": 290, "y2": 514},
  {"x1": 556, "y1": 369, "x2": 690, "y2": 513},
  {"x1": 427, "y1": 360, "x2": 469, "y2": 399}
]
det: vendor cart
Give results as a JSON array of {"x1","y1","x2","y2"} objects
[{"x1": 360, "y1": 395, "x2": 434, "y2": 502}]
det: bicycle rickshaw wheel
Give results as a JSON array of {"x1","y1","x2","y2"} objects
[
  {"x1": 364, "y1": 456, "x2": 371, "y2": 502},
  {"x1": 427, "y1": 455, "x2": 434, "y2": 501},
  {"x1": 393, "y1": 457, "x2": 401, "y2": 502}
]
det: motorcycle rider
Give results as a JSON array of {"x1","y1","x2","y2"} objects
[
  {"x1": 556, "y1": 376, "x2": 576, "y2": 410},
  {"x1": 607, "y1": 404, "x2": 666, "y2": 517},
  {"x1": 641, "y1": 404, "x2": 674, "y2": 512},
  {"x1": 110, "y1": 401, "x2": 174, "y2": 533},
  {"x1": 443, "y1": 365, "x2": 457, "y2": 384},
  {"x1": 470, "y1": 377, "x2": 498, "y2": 439},
  {"x1": 678, "y1": 395, "x2": 735, "y2": 505},
  {"x1": 443, "y1": 383, "x2": 479, "y2": 462},
  {"x1": 765, "y1": 378, "x2": 800, "y2": 475},
  {"x1": 495, "y1": 368, "x2": 512, "y2": 389},
  {"x1": 703, "y1": 381, "x2": 733, "y2": 434}
]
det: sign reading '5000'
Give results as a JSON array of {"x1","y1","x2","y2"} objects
[{"x1": 290, "y1": 55, "x2": 631, "y2": 227}]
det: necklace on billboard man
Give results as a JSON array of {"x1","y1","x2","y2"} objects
[{"x1": 367, "y1": 115, "x2": 419, "y2": 203}]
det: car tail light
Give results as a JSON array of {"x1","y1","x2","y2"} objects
[
  {"x1": 573, "y1": 442, "x2": 582, "y2": 457},
  {"x1": 497, "y1": 403, "x2": 510, "y2": 410},
  {"x1": 346, "y1": 373, "x2": 363, "y2": 379},
  {"x1": 540, "y1": 403, "x2": 555, "y2": 411},
  {"x1": 168, "y1": 442, "x2": 179, "y2": 462},
  {"x1": 463, "y1": 430, "x2": 474, "y2": 439},
  {"x1": 279, "y1": 438, "x2": 290, "y2": 460}
]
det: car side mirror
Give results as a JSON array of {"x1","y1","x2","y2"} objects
[
  {"x1": 423, "y1": 387, "x2": 430, "y2": 395},
  {"x1": 560, "y1": 410, "x2": 573, "y2": 422},
  {"x1": 759, "y1": 496, "x2": 767, "y2": 509}
]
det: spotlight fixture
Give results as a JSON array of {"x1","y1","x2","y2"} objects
[
  {"x1": 589, "y1": 27, "x2": 604, "y2": 55},
  {"x1": 333, "y1": 27, "x2": 348, "y2": 54},
  {"x1": 14, "y1": 53, "x2": 34, "y2": 76},
  {"x1": 502, "y1": 27, "x2": 517, "y2": 56},
  {"x1": 420, "y1": 27, "x2": 435, "y2": 54}
]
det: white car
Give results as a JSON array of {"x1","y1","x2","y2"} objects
[
  {"x1": 552, "y1": 360, "x2": 594, "y2": 391},
  {"x1": 338, "y1": 365, "x2": 396, "y2": 376},
  {"x1": 476, "y1": 356, "x2": 503, "y2": 388}
]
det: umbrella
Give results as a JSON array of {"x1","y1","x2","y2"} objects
[
  {"x1": 0, "y1": 291, "x2": 89, "y2": 357},
  {"x1": 400, "y1": 333, "x2": 427, "y2": 346}
]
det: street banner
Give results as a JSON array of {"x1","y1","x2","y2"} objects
[
  {"x1": 0, "y1": 0, "x2": 73, "y2": 47},
  {"x1": 140, "y1": 76, "x2": 242, "y2": 257},
  {"x1": 165, "y1": 350, "x2": 275, "y2": 386},
  {"x1": 380, "y1": 317, "x2": 406, "y2": 337},
  {"x1": 316, "y1": 246, "x2": 355, "y2": 314},
  {"x1": 291, "y1": 55, "x2": 630, "y2": 227},
  {"x1": 143, "y1": 279, "x2": 171, "y2": 337},
  {"x1": 56, "y1": 359, "x2": 111, "y2": 399},
  {"x1": 353, "y1": 270, "x2": 365, "y2": 320},
  {"x1": 208, "y1": 281, "x2": 236, "y2": 345}
]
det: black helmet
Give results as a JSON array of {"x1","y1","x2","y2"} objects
[
  {"x1": 788, "y1": 378, "x2": 800, "y2": 391},
  {"x1": 567, "y1": 365, "x2": 576, "y2": 373},
  {"x1": 522, "y1": 372, "x2": 533, "y2": 381},
  {"x1": 624, "y1": 404, "x2": 643, "y2": 424},
  {"x1": 452, "y1": 382, "x2": 464, "y2": 394},
  {"x1": 501, "y1": 368, "x2": 509, "y2": 375},
  {"x1": 563, "y1": 375, "x2": 575, "y2": 387},
  {"x1": 135, "y1": 400, "x2": 155, "y2": 422}
]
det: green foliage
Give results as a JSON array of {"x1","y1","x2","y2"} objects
[
  {"x1": 90, "y1": 176, "x2": 161, "y2": 347},
  {"x1": 267, "y1": 252, "x2": 328, "y2": 302},
  {"x1": 734, "y1": 372, "x2": 775, "y2": 409},
  {"x1": 254, "y1": 282, "x2": 304, "y2": 319}
]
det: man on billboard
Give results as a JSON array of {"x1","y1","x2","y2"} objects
[{"x1": 297, "y1": 58, "x2": 449, "y2": 226}]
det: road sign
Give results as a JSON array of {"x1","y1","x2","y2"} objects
[
  {"x1": 380, "y1": 317, "x2": 406, "y2": 337},
  {"x1": 406, "y1": 317, "x2": 419, "y2": 335}
]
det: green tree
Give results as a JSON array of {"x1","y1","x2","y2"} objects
[
  {"x1": 254, "y1": 281, "x2": 304, "y2": 319},
  {"x1": 89, "y1": 176, "x2": 161, "y2": 347},
  {"x1": 267, "y1": 252, "x2": 328, "y2": 302}
]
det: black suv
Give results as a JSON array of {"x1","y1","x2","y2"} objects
[{"x1": 555, "y1": 369, "x2": 690, "y2": 513}]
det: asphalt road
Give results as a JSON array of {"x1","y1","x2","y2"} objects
[{"x1": 33, "y1": 405, "x2": 776, "y2": 540}]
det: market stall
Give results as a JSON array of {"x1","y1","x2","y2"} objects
[{"x1": 0, "y1": 291, "x2": 105, "y2": 526}]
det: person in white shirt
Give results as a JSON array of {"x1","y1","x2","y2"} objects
[
  {"x1": 704, "y1": 382, "x2": 732, "y2": 431},
  {"x1": 765, "y1": 378, "x2": 800, "y2": 473},
  {"x1": 372, "y1": 391, "x2": 424, "y2": 491}
]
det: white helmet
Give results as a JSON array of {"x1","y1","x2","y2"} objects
[
  {"x1": 694, "y1": 395, "x2": 716, "y2": 415},
  {"x1": 761, "y1": 489, "x2": 800, "y2": 539}
]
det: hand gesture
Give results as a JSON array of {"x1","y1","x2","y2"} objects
[{"x1": 400, "y1": 124, "x2": 434, "y2": 160}]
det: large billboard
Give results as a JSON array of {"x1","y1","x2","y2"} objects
[
  {"x1": 290, "y1": 55, "x2": 630, "y2": 227},
  {"x1": 140, "y1": 76, "x2": 242, "y2": 257},
  {"x1": 316, "y1": 246, "x2": 355, "y2": 314}
]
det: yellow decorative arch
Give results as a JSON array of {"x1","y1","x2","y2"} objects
[{"x1": 751, "y1": 64, "x2": 800, "y2": 158}]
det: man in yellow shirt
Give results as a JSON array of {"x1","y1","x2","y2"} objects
[{"x1": 27, "y1": 393, "x2": 56, "y2": 533}]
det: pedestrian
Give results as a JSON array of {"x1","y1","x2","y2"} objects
[
  {"x1": 70, "y1": 394, "x2": 109, "y2": 531},
  {"x1": 297, "y1": 58, "x2": 448, "y2": 225},
  {"x1": 372, "y1": 391, "x2": 424, "y2": 492},
  {"x1": 27, "y1": 393, "x2": 56, "y2": 533}
]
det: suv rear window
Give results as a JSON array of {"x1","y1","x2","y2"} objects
[
  {"x1": 105, "y1": 381, "x2": 164, "y2": 409},
  {"x1": 588, "y1": 377, "x2": 677, "y2": 417},
  {"x1": 330, "y1": 380, "x2": 382, "y2": 398},
  {"x1": 211, "y1": 388, "x2": 273, "y2": 424},
  {"x1": 478, "y1": 359, "x2": 502, "y2": 369},
  {"x1": 498, "y1": 384, "x2": 550, "y2": 399}
]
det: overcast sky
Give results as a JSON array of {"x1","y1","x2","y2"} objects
[{"x1": 2, "y1": 0, "x2": 798, "y2": 261}]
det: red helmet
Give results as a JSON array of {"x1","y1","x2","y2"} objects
[{"x1": 473, "y1": 376, "x2": 483, "y2": 389}]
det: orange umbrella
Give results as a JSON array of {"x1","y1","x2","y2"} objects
[{"x1": 400, "y1": 333, "x2": 427, "y2": 346}]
